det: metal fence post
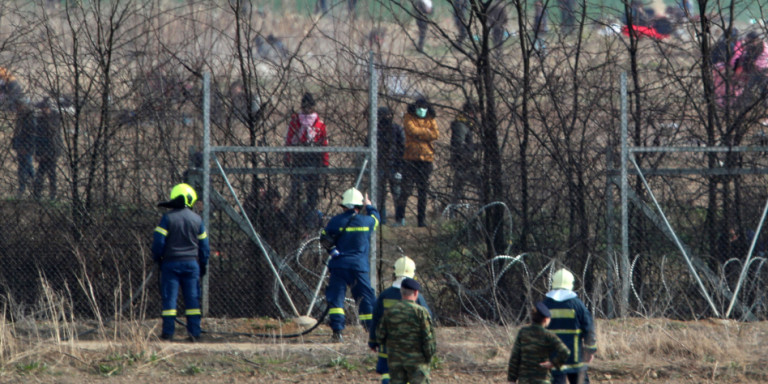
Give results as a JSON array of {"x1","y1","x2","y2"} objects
[
  {"x1": 369, "y1": 50, "x2": 378, "y2": 295},
  {"x1": 202, "y1": 72, "x2": 211, "y2": 316},
  {"x1": 619, "y1": 72, "x2": 629, "y2": 318}
]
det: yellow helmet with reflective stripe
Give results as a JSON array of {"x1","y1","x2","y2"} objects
[
  {"x1": 170, "y1": 183, "x2": 197, "y2": 208},
  {"x1": 394, "y1": 256, "x2": 416, "y2": 278},
  {"x1": 552, "y1": 268, "x2": 574, "y2": 290}
]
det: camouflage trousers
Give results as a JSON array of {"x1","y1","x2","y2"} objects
[{"x1": 388, "y1": 362, "x2": 430, "y2": 384}]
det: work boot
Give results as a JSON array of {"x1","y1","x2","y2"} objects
[
  {"x1": 331, "y1": 330, "x2": 343, "y2": 342},
  {"x1": 160, "y1": 333, "x2": 173, "y2": 341},
  {"x1": 188, "y1": 334, "x2": 208, "y2": 343}
]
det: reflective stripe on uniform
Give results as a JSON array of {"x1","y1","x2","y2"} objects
[
  {"x1": 185, "y1": 308, "x2": 202, "y2": 316},
  {"x1": 155, "y1": 227, "x2": 168, "y2": 236},
  {"x1": 550, "y1": 328, "x2": 582, "y2": 334},
  {"x1": 371, "y1": 214, "x2": 379, "y2": 230},
  {"x1": 329, "y1": 307, "x2": 345, "y2": 315},
  {"x1": 378, "y1": 352, "x2": 388, "y2": 358},
  {"x1": 383, "y1": 298, "x2": 399, "y2": 308},
  {"x1": 198, "y1": 231, "x2": 208, "y2": 240},
  {"x1": 572, "y1": 334, "x2": 579, "y2": 360},
  {"x1": 341, "y1": 227, "x2": 370, "y2": 232},
  {"x1": 360, "y1": 313, "x2": 372, "y2": 320},
  {"x1": 550, "y1": 308, "x2": 576, "y2": 319},
  {"x1": 162, "y1": 309, "x2": 177, "y2": 316},
  {"x1": 382, "y1": 373, "x2": 390, "y2": 380},
  {"x1": 551, "y1": 328, "x2": 582, "y2": 363}
]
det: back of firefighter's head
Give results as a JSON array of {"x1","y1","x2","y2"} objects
[
  {"x1": 551, "y1": 268, "x2": 575, "y2": 291},
  {"x1": 340, "y1": 187, "x2": 363, "y2": 210},
  {"x1": 394, "y1": 256, "x2": 416, "y2": 278},
  {"x1": 170, "y1": 183, "x2": 198, "y2": 208}
]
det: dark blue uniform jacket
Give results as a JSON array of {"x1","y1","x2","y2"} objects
[{"x1": 323, "y1": 205, "x2": 380, "y2": 272}]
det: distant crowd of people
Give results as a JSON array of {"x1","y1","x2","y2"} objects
[
  {"x1": 712, "y1": 29, "x2": 768, "y2": 112},
  {"x1": 1, "y1": 66, "x2": 65, "y2": 202},
  {"x1": 11, "y1": 97, "x2": 63, "y2": 200},
  {"x1": 273, "y1": 91, "x2": 478, "y2": 231}
]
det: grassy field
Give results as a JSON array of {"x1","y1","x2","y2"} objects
[
  {"x1": 1, "y1": 317, "x2": 766, "y2": 383},
  {"x1": 251, "y1": 0, "x2": 764, "y2": 23}
]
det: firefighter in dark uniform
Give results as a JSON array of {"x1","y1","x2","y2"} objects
[
  {"x1": 369, "y1": 256, "x2": 432, "y2": 384},
  {"x1": 322, "y1": 187, "x2": 380, "y2": 341},
  {"x1": 544, "y1": 269, "x2": 597, "y2": 384},
  {"x1": 152, "y1": 183, "x2": 210, "y2": 341}
]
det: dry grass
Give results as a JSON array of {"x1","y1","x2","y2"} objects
[{"x1": 1, "y1": 298, "x2": 768, "y2": 383}]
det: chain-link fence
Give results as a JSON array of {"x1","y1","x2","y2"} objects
[{"x1": 2, "y1": 1, "x2": 768, "y2": 341}]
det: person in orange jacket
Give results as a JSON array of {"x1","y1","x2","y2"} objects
[{"x1": 394, "y1": 98, "x2": 438, "y2": 227}]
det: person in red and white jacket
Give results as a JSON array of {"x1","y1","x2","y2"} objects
[{"x1": 285, "y1": 92, "x2": 328, "y2": 214}]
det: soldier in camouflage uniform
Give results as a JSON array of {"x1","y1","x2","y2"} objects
[
  {"x1": 375, "y1": 277, "x2": 436, "y2": 384},
  {"x1": 508, "y1": 302, "x2": 570, "y2": 383}
]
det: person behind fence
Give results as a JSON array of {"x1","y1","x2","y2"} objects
[
  {"x1": 322, "y1": 187, "x2": 380, "y2": 342},
  {"x1": 374, "y1": 106, "x2": 405, "y2": 224},
  {"x1": 544, "y1": 269, "x2": 597, "y2": 384},
  {"x1": 369, "y1": 256, "x2": 432, "y2": 384},
  {"x1": 449, "y1": 100, "x2": 477, "y2": 208},
  {"x1": 32, "y1": 98, "x2": 63, "y2": 200},
  {"x1": 375, "y1": 277, "x2": 436, "y2": 384},
  {"x1": 507, "y1": 302, "x2": 571, "y2": 384},
  {"x1": 12, "y1": 98, "x2": 36, "y2": 198},
  {"x1": 0, "y1": 67, "x2": 24, "y2": 111},
  {"x1": 558, "y1": 0, "x2": 576, "y2": 35},
  {"x1": 395, "y1": 97, "x2": 439, "y2": 228},
  {"x1": 533, "y1": 0, "x2": 549, "y2": 54},
  {"x1": 285, "y1": 92, "x2": 328, "y2": 214},
  {"x1": 488, "y1": 0, "x2": 509, "y2": 49},
  {"x1": 451, "y1": 0, "x2": 469, "y2": 44},
  {"x1": 152, "y1": 183, "x2": 210, "y2": 342},
  {"x1": 414, "y1": 0, "x2": 434, "y2": 52}
]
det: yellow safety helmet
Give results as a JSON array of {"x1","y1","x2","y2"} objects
[
  {"x1": 341, "y1": 187, "x2": 364, "y2": 208},
  {"x1": 170, "y1": 183, "x2": 198, "y2": 208},
  {"x1": 551, "y1": 268, "x2": 574, "y2": 290},
  {"x1": 394, "y1": 256, "x2": 416, "y2": 278}
]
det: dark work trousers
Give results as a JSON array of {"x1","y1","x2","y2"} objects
[
  {"x1": 160, "y1": 260, "x2": 202, "y2": 338},
  {"x1": 376, "y1": 168, "x2": 400, "y2": 224},
  {"x1": 33, "y1": 153, "x2": 58, "y2": 199},
  {"x1": 16, "y1": 151, "x2": 34, "y2": 196},
  {"x1": 416, "y1": 16, "x2": 428, "y2": 51},
  {"x1": 396, "y1": 160, "x2": 433, "y2": 227},
  {"x1": 450, "y1": 164, "x2": 474, "y2": 205},
  {"x1": 452, "y1": 0, "x2": 469, "y2": 43},
  {"x1": 552, "y1": 371, "x2": 590, "y2": 384}
]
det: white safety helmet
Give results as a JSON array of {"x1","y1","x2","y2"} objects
[
  {"x1": 551, "y1": 269, "x2": 574, "y2": 290},
  {"x1": 341, "y1": 188, "x2": 364, "y2": 208},
  {"x1": 394, "y1": 256, "x2": 416, "y2": 278}
]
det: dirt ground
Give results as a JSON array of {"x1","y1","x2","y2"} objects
[{"x1": 2, "y1": 317, "x2": 767, "y2": 383}]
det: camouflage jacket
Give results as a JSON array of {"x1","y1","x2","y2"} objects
[
  {"x1": 507, "y1": 324, "x2": 570, "y2": 383},
  {"x1": 376, "y1": 299, "x2": 436, "y2": 365}
]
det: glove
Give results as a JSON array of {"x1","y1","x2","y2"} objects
[
  {"x1": 368, "y1": 342, "x2": 378, "y2": 352},
  {"x1": 199, "y1": 263, "x2": 207, "y2": 277}
]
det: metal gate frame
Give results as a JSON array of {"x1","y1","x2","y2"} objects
[
  {"x1": 196, "y1": 53, "x2": 380, "y2": 316},
  {"x1": 607, "y1": 72, "x2": 768, "y2": 320}
]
